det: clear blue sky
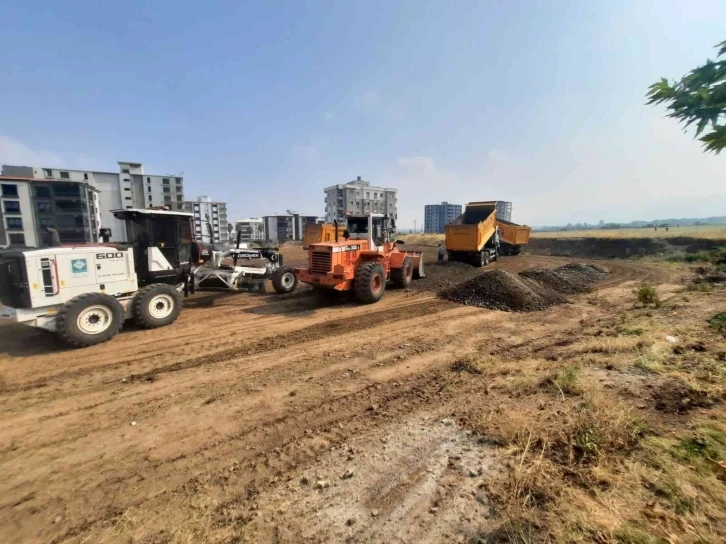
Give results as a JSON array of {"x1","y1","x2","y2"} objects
[{"x1": 1, "y1": 0, "x2": 724, "y2": 227}]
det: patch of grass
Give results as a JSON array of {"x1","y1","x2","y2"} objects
[
  {"x1": 684, "y1": 251, "x2": 712, "y2": 263},
  {"x1": 644, "y1": 477, "x2": 694, "y2": 515},
  {"x1": 449, "y1": 355, "x2": 483, "y2": 374},
  {"x1": 687, "y1": 281, "x2": 712, "y2": 292},
  {"x1": 615, "y1": 522, "x2": 667, "y2": 544},
  {"x1": 553, "y1": 365, "x2": 581, "y2": 395},
  {"x1": 619, "y1": 326, "x2": 645, "y2": 336},
  {"x1": 707, "y1": 312, "x2": 726, "y2": 334},
  {"x1": 633, "y1": 284, "x2": 660, "y2": 307},
  {"x1": 672, "y1": 427, "x2": 726, "y2": 472}
]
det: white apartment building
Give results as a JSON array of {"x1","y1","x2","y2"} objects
[
  {"x1": 183, "y1": 196, "x2": 229, "y2": 244},
  {"x1": 235, "y1": 218, "x2": 265, "y2": 242},
  {"x1": 1, "y1": 162, "x2": 184, "y2": 242},
  {"x1": 324, "y1": 176, "x2": 397, "y2": 224}
]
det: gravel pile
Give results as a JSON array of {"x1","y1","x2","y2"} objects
[
  {"x1": 520, "y1": 263, "x2": 607, "y2": 295},
  {"x1": 411, "y1": 262, "x2": 484, "y2": 293},
  {"x1": 439, "y1": 263, "x2": 606, "y2": 312}
]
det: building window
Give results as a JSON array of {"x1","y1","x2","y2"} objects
[
  {"x1": 84, "y1": 173, "x2": 89, "y2": 181},
  {"x1": 122, "y1": 169, "x2": 130, "y2": 174},
  {"x1": 175, "y1": 178, "x2": 182, "y2": 184},
  {"x1": 124, "y1": 197, "x2": 132, "y2": 201},
  {"x1": 60, "y1": 171, "x2": 70, "y2": 179},
  {"x1": 366, "y1": 192, "x2": 370, "y2": 198},
  {"x1": 147, "y1": 177, "x2": 151, "y2": 183},
  {"x1": 39, "y1": 218, "x2": 54, "y2": 227},
  {"x1": 147, "y1": 186, "x2": 151, "y2": 192},
  {"x1": 1, "y1": 184, "x2": 18, "y2": 197},
  {"x1": 35, "y1": 186, "x2": 51, "y2": 198},
  {"x1": 38, "y1": 201, "x2": 52, "y2": 213},
  {"x1": 164, "y1": 196, "x2": 172, "y2": 202},
  {"x1": 163, "y1": 187, "x2": 170, "y2": 193},
  {"x1": 162, "y1": 178, "x2": 170, "y2": 184},
  {"x1": 4, "y1": 201, "x2": 20, "y2": 213},
  {"x1": 124, "y1": 188, "x2": 131, "y2": 192},
  {"x1": 7, "y1": 217, "x2": 23, "y2": 230},
  {"x1": 8, "y1": 233, "x2": 25, "y2": 246}
]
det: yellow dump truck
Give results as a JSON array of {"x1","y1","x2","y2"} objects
[
  {"x1": 496, "y1": 218, "x2": 532, "y2": 255},
  {"x1": 445, "y1": 201, "x2": 532, "y2": 266},
  {"x1": 445, "y1": 201, "x2": 499, "y2": 267},
  {"x1": 302, "y1": 223, "x2": 344, "y2": 250}
]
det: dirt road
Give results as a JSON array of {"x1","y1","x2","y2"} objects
[{"x1": 0, "y1": 254, "x2": 683, "y2": 543}]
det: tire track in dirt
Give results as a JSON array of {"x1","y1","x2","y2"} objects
[{"x1": 3, "y1": 299, "x2": 453, "y2": 394}]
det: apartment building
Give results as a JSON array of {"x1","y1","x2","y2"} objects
[
  {"x1": 1, "y1": 162, "x2": 184, "y2": 242},
  {"x1": 324, "y1": 176, "x2": 397, "y2": 224},
  {"x1": 235, "y1": 218, "x2": 265, "y2": 242},
  {"x1": 263, "y1": 213, "x2": 318, "y2": 242},
  {"x1": 0, "y1": 175, "x2": 99, "y2": 247},
  {"x1": 183, "y1": 196, "x2": 229, "y2": 244},
  {"x1": 424, "y1": 201, "x2": 463, "y2": 234}
]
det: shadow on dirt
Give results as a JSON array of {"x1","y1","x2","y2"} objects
[{"x1": 0, "y1": 324, "x2": 67, "y2": 357}]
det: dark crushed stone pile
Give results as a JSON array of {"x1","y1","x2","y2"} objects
[
  {"x1": 411, "y1": 261, "x2": 484, "y2": 293},
  {"x1": 520, "y1": 263, "x2": 607, "y2": 295},
  {"x1": 439, "y1": 263, "x2": 607, "y2": 312}
]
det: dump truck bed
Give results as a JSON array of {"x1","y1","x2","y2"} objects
[
  {"x1": 496, "y1": 218, "x2": 531, "y2": 246},
  {"x1": 445, "y1": 202, "x2": 497, "y2": 252}
]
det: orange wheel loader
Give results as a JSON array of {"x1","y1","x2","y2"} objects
[{"x1": 294, "y1": 214, "x2": 424, "y2": 303}]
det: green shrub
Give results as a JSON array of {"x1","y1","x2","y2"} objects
[
  {"x1": 708, "y1": 312, "x2": 726, "y2": 334},
  {"x1": 634, "y1": 285, "x2": 660, "y2": 307},
  {"x1": 684, "y1": 251, "x2": 712, "y2": 263}
]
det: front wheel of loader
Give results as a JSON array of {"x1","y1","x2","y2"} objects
[
  {"x1": 391, "y1": 256, "x2": 413, "y2": 288},
  {"x1": 133, "y1": 284, "x2": 183, "y2": 329},
  {"x1": 354, "y1": 262, "x2": 386, "y2": 304},
  {"x1": 271, "y1": 267, "x2": 298, "y2": 294},
  {"x1": 57, "y1": 293, "x2": 124, "y2": 347}
]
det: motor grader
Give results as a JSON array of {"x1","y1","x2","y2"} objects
[{"x1": 294, "y1": 214, "x2": 424, "y2": 303}]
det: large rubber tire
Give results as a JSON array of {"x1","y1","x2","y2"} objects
[
  {"x1": 133, "y1": 284, "x2": 183, "y2": 329},
  {"x1": 354, "y1": 262, "x2": 386, "y2": 304},
  {"x1": 56, "y1": 293, "x2": 124, "y2": 348},
  {"x1": 391, "y1": 256, "x2": 413, "y2": 288},
  {"x1": 271, "y1": 266, "x2": 298, "y2": 294},
  {"x1": 511, "y1": 246, "x2": 522, "y2": 255},
  {"x1": 481, "y1": 251, "x2": 490, "y2": 267}
]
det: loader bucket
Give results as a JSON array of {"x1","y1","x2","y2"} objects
[{"x1": 411, "y1": 252, "x2": 425, "y2": 279}]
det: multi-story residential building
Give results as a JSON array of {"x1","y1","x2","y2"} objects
[
  {"x1": 496, "y1": 201, "x2": 512, "y2": 222},
  {"x1": 235, "y1": 218, "x2": 265, "y2": 242},
  {"x1": 183, "y1": 196, "x2": 229, "y2": 244},
  {"x1": 424, "y1": 201, "x2": 463, "y2": 234},
  {"x1": 0, "y1": 174, "x2": 99, "y2": 247},
  {"x1": 324, "y1": 176, "x2": 397, "y2": 224},
  {"x1": 1, "y1": 162, "x2": 184, "y2": 242},
  {"x1": 263, "y1": 213, "x2": 318, "y2": 242}
]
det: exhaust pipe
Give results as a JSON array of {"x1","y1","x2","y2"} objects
[{"x1": 45, "y1": 227, "x2": 61, "y2": 247}]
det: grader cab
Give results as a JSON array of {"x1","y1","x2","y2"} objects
[{"x1": 294, "y1": 214, "x2": 424, "y2": 303}]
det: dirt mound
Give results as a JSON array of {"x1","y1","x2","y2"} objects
[
  {"x1": 652, "y1": 377, "x2": 716, "y2": 413},
  {"x1": 440, "y1": 263, "x2": 606, "y2": 312}
]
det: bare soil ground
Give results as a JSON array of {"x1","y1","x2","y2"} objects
[{"x1": 1, "y1": 247, "x2": 724, "y2": 543}]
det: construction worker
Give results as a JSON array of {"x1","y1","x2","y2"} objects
[{"x1": 437, "y1": 243, "x2": 446, "y2": 263}]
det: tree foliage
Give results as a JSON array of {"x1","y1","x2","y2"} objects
[{"x1": 646, "y1": 40, "x2": 726, "y2": 153}]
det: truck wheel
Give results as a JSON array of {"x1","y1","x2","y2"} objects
[
  {"x1": 479, "y1": 251, "x2": 490, "y2": 267},
  {"x1": 271, "y1": 267, "x2": 298, "y2": 294},
  {"x1": 354, "y1": 262, "x2": 386, "y2": 304},
  {"x1": 133, "y1": 284, "x2": 182, "y2": 329},
  {"x1": 391, "y1": 256, "x2": 413, "y2": 288},
  {"x1": 511, "y1": 246, "x2": 521, "y2": 255},
  {"x1": 56, "y1": 293, "x2": 124, "y2": 347}
]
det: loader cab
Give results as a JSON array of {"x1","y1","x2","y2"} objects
[
  {"x1": 345, "y1": 214, "x2": 391, "y2": 249},
  {"x1": 112, "y1": 208, "x2": 197, "y2": 286}
]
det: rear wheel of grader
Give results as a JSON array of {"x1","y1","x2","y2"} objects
[
  {"x1": 271, "y1": 266, "x2": 298, "y2": 294},
  {"x1": 133, "y1": 284, "x2": 183, "y2": 329},
  {"x1": 391, "y1": 256, "x2": 413, "y2": 288},
  {"x1": 354, "y1": 262, "x2": 386, "y2": 304}
]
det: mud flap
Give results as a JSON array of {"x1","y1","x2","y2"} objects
[{"x1": 411, "y1": 253, "x2": 425, "y2": 279}]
